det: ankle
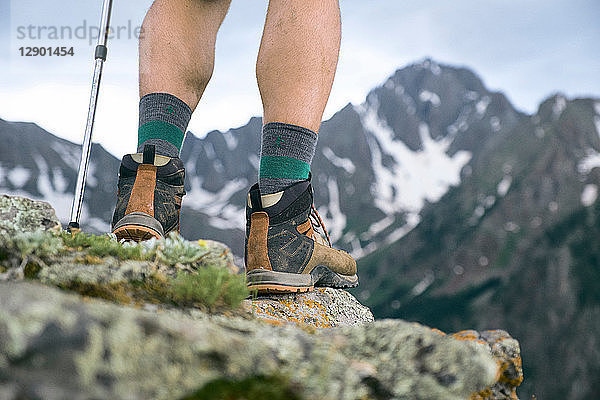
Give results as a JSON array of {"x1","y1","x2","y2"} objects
[
  {"x1": 137, "y1": 93, "x2": 192, "y2": 158},
  {"x1": 258, "y1": 122, "x2": 317, "y2": 195}
]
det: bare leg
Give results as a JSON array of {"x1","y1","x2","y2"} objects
[
  {"x1": 139, "y1": 0, "x2": 231, "y2": 110},
  {"x1": 256, "y1": 0, "x2": 341, "y2": 133}
]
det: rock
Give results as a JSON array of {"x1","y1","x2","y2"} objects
[
  {"x1": 0, "y1": 227, "x2": 240, "y2": 298},
  {"x1": 248, "y1": 287, "x2": 374, "y2": 327},
  {"x1": 33, "y1": 237, "x2": 239, "y2": 287},
  {"x1": 0, "y1": 195, "x2": 61, "y2": 236},
  {"x1": 451, "y1": 330, "x2": 523, "y2": 400},
  {"x1": 0, "y1": 281, "x2": 498, "y2": 400}
]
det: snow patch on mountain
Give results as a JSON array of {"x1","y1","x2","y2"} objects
[
  {"x1": 490, "y1": 117, "x2": 501, "y2": 132},
  {"x1": 410, "y1": 271, "x2": 435, "y2": 297},
  {"x1": 51, "y1": 142, "x2": 81, "y2": 166},
  {"x1": 476, "y1": 96, "x2": 491, "y2": 116},
  {"x1": 222, "y1": 131, "x2": 238, "y2": 150},
  {"x1": 420, "y1": 59, "x2": 441, "y2": 75},
  {"x1": 7, "y1": 166, "x2": 30, "y2": 188},
  {"x1": 52, "y1": 168, "x2": 69, "y2": 193},
  {"x1": 322, "y1": 147, "x2": 356, "y2": 174},
  {"x1": 384, "y1": 79, "x2": 395, "y2": 90},
  {"x1": 204, "y1": 142, "x2": 216, "y2": 160},
  {"x1": 317, "y1": 177, "x2": 346, "y2": 243},
  {"x1": 184, "y1": 176, "x2": 247, "y2": 230},
  {"x1": 578, "y1": 149, "x2": 600, "y2": 174},
  {"x1": 390, "y1": 86, "x2": 417, "y2": 115},
  {"x1": 581, "y1": 184, "x2": 598, "y2": 207},
  {"x1": 552, "y1": 95, "x2": 567, "y2": 119},
  {"x1": 248, "y1": 154, "x2": 259, "y2": 171},
  {"x1": 357, "y1": 100, "x2": 472, "y2": 215},
  {"x1": 33, "y1": 155, "x2": 74, "y2": 222},
  {"x1": 497, "y1": 175, "x2": 512, "y2": 197},
  {"x1": 0, "y1": 156, "x2": 85, "y2": 227},
  {"x1": 594, "y1": 102, "x2": 600, "y2": 138},
  {"x1": 385, "y1": 213, "x2": 421, "y2": 244},
  {"x1": 361, "y1": 216, "x2": 395, "y2": 241},
  {"x1": 83, "y1": 216, "x2": 111, "y2": 233},
  {"x1": 85, "y1": 162, "x2": 98, "y2": 188},
  {"x1": 447, "y1": 105, "x2": 473, "y2": 135},
  {"x1": 473, "y1": 206, "x2": 485, "y2": 219},
  {"x1": 465, "y1": 91, "x2": 479, "y2": 101},
  {"x1": 419, "y1": 91, "x2": 440, "y2": 106},
  {"x1": 213, "y1": 160, "x2": 225, "y2": 173}
]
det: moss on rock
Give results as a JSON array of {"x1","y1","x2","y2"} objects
[
  {"x1": 0, "y1": 230, "x2": 247, "y2": 312},
  {"x1": 180, "y1": 375, "x2": 302, "y2": 400}
]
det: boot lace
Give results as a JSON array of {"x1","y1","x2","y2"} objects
[{"x1": 309, "y1": 204, "x2": 332, "y2": 247}]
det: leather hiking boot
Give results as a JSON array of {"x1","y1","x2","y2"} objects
[
  {"x1": 245, "y1": 179, "x2": 358, "y2": 293},
  {"x1": 111, "y1": 144, "x2": 185, "y2": 241}
]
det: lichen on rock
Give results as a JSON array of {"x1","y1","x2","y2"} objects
[
  {"x1": 249, "y1": 288, "x2": 374, "y2": 328},
  {"x1": 0, "y1": 228, "x2": 247, "y2": 312},
  {"x1": 0, "y1": 195, "x2": 61, "y2": 236},
  {"x1": 0, "y1": 281, "x2": 500, "y2": 400}
]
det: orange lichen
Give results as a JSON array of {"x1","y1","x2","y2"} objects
[
  {"x1": 250, "y1": 291, "x2": 334, "y2": 329},
  {"x1": 460, "y1": 330, "x2": 523, "y2": 400}
]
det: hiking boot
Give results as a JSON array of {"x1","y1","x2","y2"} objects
[
  {"x1": 245, "y1": 179, "x2": 358, "y2": 293},
  {"x1": 111, "y1": 144, "x2": 185, "y2": 241}
]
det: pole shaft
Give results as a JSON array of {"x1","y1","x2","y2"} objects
[{"x1": 69, "y1": 0, "x2": 114, "y2": 228}]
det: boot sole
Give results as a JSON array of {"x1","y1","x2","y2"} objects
[
  {"x1": 246, "y1": 269, "x2": 314, "y2": 293},
  {"x1": 311, "y1": 265, "x2": 359, "y2": 289},
  {"x1": 112, "y1": 212, "x2": 164, "y2": 242},
  {"x1": 246, "y1": 267, "x2": 359, "y2": 294}
]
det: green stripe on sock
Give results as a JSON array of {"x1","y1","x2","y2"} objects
[
  {"x1": 138, "y1": 121, "x2": 185, "y2": 150},
  {"x1": 259, "y1": 155, "x2": 310, "y2": 180}
]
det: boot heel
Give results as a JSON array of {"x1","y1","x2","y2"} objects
[{"x1": 112, "y1": 212, "x2": 164, "y2": 241}]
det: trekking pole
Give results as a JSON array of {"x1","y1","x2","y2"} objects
[{"x1": 68, "y1": 0, "x2": 114, "y2": 233}]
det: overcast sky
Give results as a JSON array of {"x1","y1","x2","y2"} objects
[{"x1": 0, "y1": 0, "x2": 599, "y2": 157}]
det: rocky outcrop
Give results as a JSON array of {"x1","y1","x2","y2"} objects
[
  {"x1": 0, "y1": 195, "x2": 523, "y2": 399},
  {"x1": 0, "y1": 195, "x2": 61, "y2": 236},
  {"x1": 452, "y1": 330, "x2": 523, "y2": 400},
  {"x1": 0, "y1": 281, "x2": 499, "y2": 400},
  {"x1": 248, "y1": 288, "x2": 374, "y2": 327}
]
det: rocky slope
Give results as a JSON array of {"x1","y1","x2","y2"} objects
[{"x1": 0, "y1": 195, "x2": 522, "y2": 400}]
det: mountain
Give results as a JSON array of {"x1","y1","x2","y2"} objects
[
  {"x1": 354, "y1": 92, "x2": 600, "y2": 400},
  {"x1": 0, "y1": 119, "x2": 119, "y2": 232},
  {"x1": 1, "y1": 58, "x2": 599, "y2": 399}
]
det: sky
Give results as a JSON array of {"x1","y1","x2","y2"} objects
[{"x1": 0, "y1": 0, "x2": 599, "y2": 158}]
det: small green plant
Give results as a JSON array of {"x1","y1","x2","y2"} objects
[
  {"x1": 13, "y1": 231, "x2": 65, "y2": 259},
  {"x1": 171, "y1": 268, "x2": 249, "y2": 309},
  {"x1": 2, "y1": 230, "x2": 248, "y2": 312},
  {"x1": 156, "y1": 233, "x2": 209, "y2": 265},
  {"x1": 60, "y1": 232, "x2": 154, "y2": 260}
]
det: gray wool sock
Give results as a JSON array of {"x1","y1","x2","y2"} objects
[
  {"x1": 259, "y1": 122, "x2": 318, "y2": 195},
  {"x1": 137, "y1": 93, "x2": 192, "y2": 158}
]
